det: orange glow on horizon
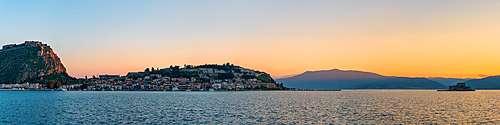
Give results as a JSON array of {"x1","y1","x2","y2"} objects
[{"x1": 51, "y1": 1, "x2": 500, "y2": 79}]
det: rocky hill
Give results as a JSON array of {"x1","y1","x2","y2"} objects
[
  {"x1": 127, "y1": 63, "x2": 276, "y2": 83},
  {"x1": 0, "y1": 41, "x2": 75, "y2": 84}
]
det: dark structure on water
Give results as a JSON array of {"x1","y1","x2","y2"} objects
[{"x1": 438, "y1": 83, "x2": 475, "y2": 91}]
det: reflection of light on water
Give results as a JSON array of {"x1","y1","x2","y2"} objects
[{"x1": 0, "y1": 90, "x2": 499, "y2": 124}]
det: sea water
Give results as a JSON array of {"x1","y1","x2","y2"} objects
[{"x1": 1, "y1": 90, "x2": 499, "y2": 124}]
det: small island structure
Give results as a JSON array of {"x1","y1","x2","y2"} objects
[{"x1": 438, "y1": 83, "x2": 475, "y2": 91}]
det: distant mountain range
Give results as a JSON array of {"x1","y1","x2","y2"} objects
[
  {"x1": 358, "y1": 77, "x2": 446, "y2": 89},
  {"x1": 465, "y1": 76, "x2": 500, "y2": 89},
  {"x1": 426, "y1": 77, "x2": 471, "y2": 86},
  {"x1": 276, "y1": 69, "x2": 389, "y2": 89},
  {"x1": 276, "y1": 69, "x2": 495, "y2": 89}
]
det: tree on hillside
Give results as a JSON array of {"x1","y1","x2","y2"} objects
[
  {"x1": 145, "y1": 68, "x2": 150, "y2": 72},
  {"x1": 80, "y1": 84, "x2": 88, "y2": 89},
  {"x1": 278, "y1": 83, "x2": 284, "y2": 88},
  {"x1": 218, "y1": 73, "x2": 235, "y2": 79},
  {"x1": 49, "y1": 80, "x2": 55, "y2": 89},
  {"x1": 172, "y1": 66, "x2": 180, "y2": 72}
]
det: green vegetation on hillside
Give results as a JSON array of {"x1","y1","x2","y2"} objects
[
  {"x1": 129, "y1": 63, "x2": 276, "y2": 83},
  {"x1": 0, "y1": 44, "x2": 76, "y2": 84}
]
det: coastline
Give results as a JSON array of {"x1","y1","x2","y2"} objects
[{"x1": 0, "y1": 89, "x2": 341, "y2": 92}]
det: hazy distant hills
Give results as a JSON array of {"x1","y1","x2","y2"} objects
[
  {"x1": 276, "y1": 69, "x2": 446, "y2": 89},
  {"x1": 283, "y1": 69, "x2": 388, "y2": 80},
  {"x1": 465, "y1": 76, "x2": 500, "y2": 89},
  {"x1": 427, "y1": 77, "x2": 471, "y2": 86},
  {"x1": 358, "y1": 77, "x2": 446, "y2": 89},
  {"x1": 276, "y1": 69, "x2": 388, "y2": 89}
]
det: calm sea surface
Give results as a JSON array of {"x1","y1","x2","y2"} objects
[{"x1": 1, "y1": 90, "x2": 500, "y2": 124}]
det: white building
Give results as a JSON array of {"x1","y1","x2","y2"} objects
[{"x1": 212, "y1": 83, "x2": 222, "y2": 90}]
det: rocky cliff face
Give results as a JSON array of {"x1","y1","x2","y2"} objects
[{"x1": 0, "y1": 41, "x2": 74, "y2": 84}]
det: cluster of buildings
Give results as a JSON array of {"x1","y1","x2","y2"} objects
[
  {"x1": 74, "y1": 73, "x2": 277, "y2": 91},
  {"x1": 1, "y1": 73, "x2": 277, "y2": 91},
  {"x1": 1, "y1": 40, "x2": 48, "y2": 52},
  {"x1": 1, "y1": 82, "x2": 41, "y2": 90},
  {"x1": 0, "y1": 82, "x2": 84, "y2": 91},
  {"x1": 1, "y1": 43, "x2": 279, "y2": 91},
  {"x1": 438, "y1": 83, "x2": 475, "y2": 91}
]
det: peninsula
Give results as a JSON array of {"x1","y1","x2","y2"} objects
[
  {"x1": 1, "y1": 41, "x2": 291, "y2": 91},
  {"x1": 70, "y1": 63, "x2": 286, "y2": 91}
]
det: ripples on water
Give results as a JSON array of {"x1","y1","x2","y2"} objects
[{"x1": 1, "y1": 90, "x2": 499, "y2": 124}]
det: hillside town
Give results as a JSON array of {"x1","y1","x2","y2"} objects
[
  {"x1": 0, "y1": 41, "x2": 286, "y2": 91},
  {"x1": 1, "y1": 63, "x2": 287, "y2": 91}
]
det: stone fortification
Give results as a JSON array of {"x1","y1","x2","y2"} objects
[{"x1": 0, "y1": 41, "x2": 74, "y2": 84}]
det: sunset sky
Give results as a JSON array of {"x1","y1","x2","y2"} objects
[{"x1": 1, "y1": 0, "x2": 500, "y2": 79}]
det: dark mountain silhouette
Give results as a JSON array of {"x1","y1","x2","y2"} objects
[
  {"x1": 280, "y1": 69, "x2": 388, "y2": 80},
  {"x1": 357, "y1": 77, "x2": 446, "y2": 89},
  {"x1": 276, "y1": 69, "x2": 447, "y2": 89},
  {"x1": 465, "y1": 76, "x2": 500, "y2": 89},
  {"x1": 427, "y1": 77, "x2": 471, "y2": 86},
  {"x1": 276, "y1": 69, "x2": 390, "y2": 89}
]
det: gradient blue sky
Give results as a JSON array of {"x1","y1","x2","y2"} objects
[{"x1": 2, "y1": 0, "x2": 500, "y2": 78}]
